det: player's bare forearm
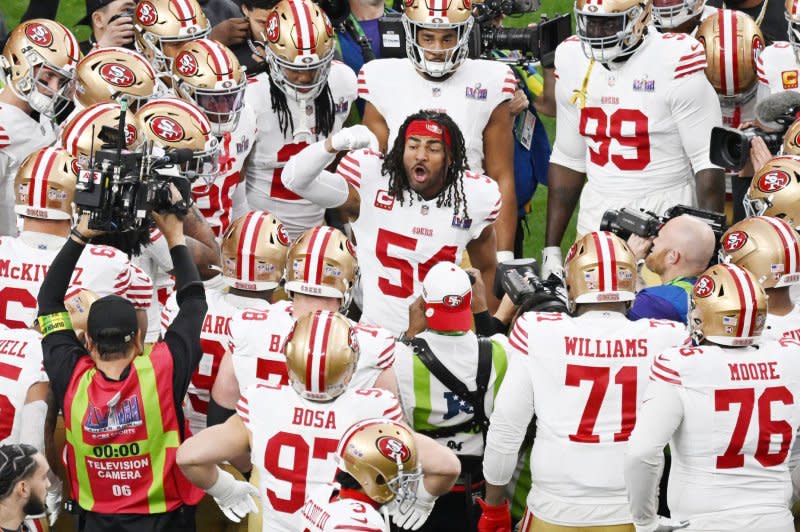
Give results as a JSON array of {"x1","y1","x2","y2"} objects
[
  {"x1": 484, "y1": 482, "x2": 508, "y2": 506},
  {"x1": 177, "y1": 415, "x2": 250, "y2": 488},
  {"x1": 362, "y1": 102, "x2": 389, "y2": 153},
  {"x1": 412, "y1": 433, "x2": 461, "y2": 496},
  {"x1": 545, "y1": 164, "x2": 586, "y2": 247},
  {"x1": 184, "y1": 203, "x2": 221, "y2": 266},
  {"x1": 534, "y1": 67, "x2": 557, "y2": 118},
  {"x1": 484, "y1": 101, "x2": 517, "y2": 252},
  {"x1": 694, "y1": 168, "x2": 725, "y2": 213},
  {"x1": 468, "y1": 226, "x2": 500, "y2": 313}
]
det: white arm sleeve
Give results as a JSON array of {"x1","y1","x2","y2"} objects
[
  {"x1": 230, "y1": 181, "x2": 249, "y2": 222},
  {"x1": 19, "y1": 400, "x2": 48, "y2": 453},
  {"x1": 667, "y1": 72, "x2": 723, "y2": 173},
  {"x1": 483, "y1": 352, "x2": 534, "y2": 485},
  {"x1": 624, "y1": 380, "x2": 684, "y2": 529},
  {"x1": 281, "y1": 140, "x2": 349, "y2": 208}
]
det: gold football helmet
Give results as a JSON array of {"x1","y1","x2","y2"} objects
[
  {"x1": 402, "y1": 0, "x2": 473, "y2": 77},
  {"x1": 221, "y1": 211, "x2": 291, "y2": 291},
  {"x1": 263, "y1": 0, "x2": 335, "y2": 100},
  {"x1": 74, "y1": 47, "x2": 157, "y2": 110},
  {"x1": 338, "y1": 418, "x2": 423, "y2": 511},
  {"x1": 64, "y1": 288, "x2": 99, "y2": 340},
  {"x1": 744, "y1": 155, "x2": 800, "y2": 229},
  {"x1": 690, "y1": 263, "x2": 767, "y2": 346},
  {"x1": 787, "y1": 0, "x2": 800, "y2": 62},
  {"x1": 135, "y1": 97, "x2": 220, "y2": 186},
  {"x1": 652, "y1": 0, "x2": 705, "y2": 29},
  {"x1": 284, "y1": 310, "x2": 359, "y2": 401},
  {"x1": 60, "y1": 102, "x2": 143, "y2": 162},
  {"x1": 696, "y1": 10, "x2": 763, "y2": 99},
  {"x1": 565, "y1": 231, "x2": 637, "y2": 311},
  {"x1": 134, "y1": 0, "x2": 211, "y2": 72},
  {"x1": 14, "y1": 147, "x2": 79, "y2": 220},
  {"x1": 172, "y1": 39, "x2": 246, "y2": 136},
  {"x1": 575, "y1": 0, "x2": 650, "y2": 62},
  {"x1": 0, "y1": 19, "x2": 81, "y2": 117},
  {"x1": 782, "y1": 119, "x2": 800, "y2": 155},
  {"x1": 719, "y1": 216, "x2": 800, "y2": 288},
  {"x1": 285, "y1": 226, "x2": 357, "y2": 308}
]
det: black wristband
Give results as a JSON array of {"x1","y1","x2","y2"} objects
[
  {"x1": 473, "y1": 310, "x2": 495, "y2": 336},
  {"x1": 69, "y1": 228, "x2": 91, "y2": 245}
]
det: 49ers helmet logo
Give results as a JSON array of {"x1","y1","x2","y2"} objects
[
  {"x1": 136, "y1": 2, "x2": 158, "y2": 26},
  {"x1": 265, "y1": 11, "x2": 281, "y2": 43},
  {"x1": 757, "y1": 170, "x2": 791, "y2": 193},
  {"x1": 70, "y1": 159, "x2": 81, "y2": 176},
  {"x1": 175, "y1": 51, "x2": 199, "y2": 76},
  {"x1": 25, "y1": 23, "x2": 53, "y2": 47},
  {"x1": 99, "y1": 63, "x2": 136, "y2": 87},
  {"x1": 694, "y1": 275, "x2": 715, "y2": 298},
  {"x1": 149, "y1": 116, "x2": 185, "y2": 142},
  {"x1": 125, "y1": 124, "x2": 138, "y2": 146},
  {"x1": 723, "y1": 231, "x2": 748, "y2": 253},
  {"x1": 376, "y1": 436, "x2": 411, "y2": 463},
  {"x1": 276, "y1": 223, "x2": 290, "y2": 246},
  {"x1": 443, "y1": 294, "x2": 463, "y2": 308}
]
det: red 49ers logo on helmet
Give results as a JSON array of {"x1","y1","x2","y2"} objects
[
  {"x1": 265, "y1": 11, "x2": 281, "y2": 43},
  {"x1": 757, "y1": 169, "x2": 791, "y2": 193},
  {"x1": 376, "y1": 436, "x2": 411, "y2": 463},
  {"x1": 345, "y1": 239, "x2": 356, "y2": 257},
  {"x1": 99, "y1": 63, "x2": 135, "y2": 87},
  {"x1": 25, "y1": 23, "x2": 53, "y2": 47},
  {"x1": 443, "y1": 294, "x2": 463, "y2": 308},
  {"x1": 136, "y1": 1, "x2": 158, "y2": 26},
  {"x1": 125, "y1": 124, "x2": 138, "y2": 146},
  {"x1": 70, "y1": 159, "x2": 81, "y2": 177},
  {"x1": 565, "y1": 242, "x2": 578, "y2": 264},
  {"x1": 723, "y1": 231, "x2": 748, "y2": 253},
  {"x1": 276, "y1": 223, "x2": 290, "y2": 246},
  {"x1": 323, "y1": 14, "x2": 333, "y2": 37},
  {"x1": 694, "y1": 275, "x2": 715, "y2": 298},
  {"x1": 175, "y1": 51, "x2": 199, "y2": 77},
  {"x1": 150, "y1": 116, "x2": 185, "y2": 142}
]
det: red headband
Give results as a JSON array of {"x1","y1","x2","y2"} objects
[{"x1": 405, "y1": 119, "x2": 452, "y2": 149}]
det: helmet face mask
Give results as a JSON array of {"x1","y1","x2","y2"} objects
[
  {"x1": 652, "y1": 0, "x2": 704, "y2": 29},
  {"x1": 787, "y1": 0, "x2": 800, "y2": 62},
  {"x1": 402, "y1": 0, "x2": 473, "y2": 78},
  {"x1": 264, "y1": 0, "x2": 335, "y2": 101},
  {"x1": 1, "y1": 20, "x2": 81, "y2": 118},
  {"x1": 574, "y1": 0, "x2": 649, "y2": 62}
]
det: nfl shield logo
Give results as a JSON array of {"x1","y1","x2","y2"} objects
[{"x1": 432, "y1": 87, "x2": 441, "y2": 97}]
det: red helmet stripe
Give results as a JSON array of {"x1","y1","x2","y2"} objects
[
  {"x1": 36, "y1": 148, "x2": 58, "y2": 208},
  {"x1": 718, "y1": 10, "x2": 729, "y2": 95},
  {"x1": 729, "y1": 11, "x2": 740, "y2": 96},
  {"x1": 288, "y1": 0, "x2": 316, "y2": 55},
  {"x1": 318, "y1": 312, "x2": 332, "y2": 392},
  {"x1": 313, "y1": 228, "x2": 333, "y2": 285},
  {"x1": 54, "y1": 22, "x2": 79, "y2": 65},
  {"x1": 197, "y1": 39, "x2": 231, "y2": 81},
  {"x1": 605, "y1": 232, "x2": 617, "y2": 290},
  {"x1": 591, "y1": 232, "x2": 616, "y2": 291},
  {"x1": 64, "y1": 103, "x2": 117, "y2": 157},
  {"x1": 236, "y1": 211, "x2": 256, "y2": 280},
  {"x1": 724, "y1": 264, "x2": 758, "y2": 337},
  {"x1": 303, "y1": 227, "x2": 320, "y2": 285},
  {"x1": 306, "y1": 311, "x2": 322, "y2": 393},
  {"x1": 762, "y1": 216, "x2": 800, "y2": 275},
  {"x1": 172, "y1": 0, "x2": 193, "y2": 27}
]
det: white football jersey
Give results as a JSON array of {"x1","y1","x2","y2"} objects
[
  {"x1": 337, "y1": 149, "x2": 501, "y2": 335},
  {"x1": 301, "y1": 485, "x2": 388, "y2": 532},
  {"x1": 160, "y1": 275, "x2": 268, "y2": 435},
  {"x1": 243, "y1": 62, "x2": 356, "y2": 239},
  {"x1": 551, "y1": 30, "x2": 720, "y2": 229},
  {"x1": 191, "y1": 105, "x2": 256, "y2": 238},
  {"x1": 229, "y1": 299, "x2": 395, "y2": 394},
  {"x1": 763, "y1": 307, "x2": 800, "y2": 342},
  {"x1": 507, "y1": 311, "x2": 688, "y2": 525},
  {"x1": 720, "y1": 94, "x2": 756, "y2": 129},
  {"x1": 650, "y1": 339, "x2": 800, "y2": 530},
  {"x1": 394, "y1": 331, "x2": 508, "y2": 456},
  {"x1": 0, "y1": 104, "x2": 58, "y2": 236},
  {"x1": 756, "y1": 41, "x2": 800, "y2": 103},
  {"x1": 237, "y1": 384, "x2": 403, "y2": 531},
  {"x1": 0, "y1": 232, "x2": 150, "y2": 329},
  {"x1": 357, "y1": 58, "x2": 515, "y2": 173},
  {"x1": 0, "y1": 325, "x2": 47, "y2": 445}
]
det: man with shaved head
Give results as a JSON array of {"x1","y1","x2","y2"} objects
[{"x1": 627, "y1": 214, "x2": 716, "y2": 324}]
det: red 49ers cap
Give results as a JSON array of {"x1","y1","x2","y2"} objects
[{"x1": 422, "y1": 262, "x2": 472, "y2": 332}]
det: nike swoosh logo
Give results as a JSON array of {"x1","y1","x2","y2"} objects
[
  {"x1": 691, "y1": 43, "x2": 701, "y2": 51},
  {"x1": 352, "y1": 517, "x2": 368, "y2": 524}
]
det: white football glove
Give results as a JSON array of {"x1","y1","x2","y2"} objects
[
  {"x1": 390, "y1": 482, "x2": 437, "y2": 530},
  {"x1": 45, "y1": 473, "x2": 63, "y2": 526},
  {"x1": 329, "y1": 125, "x2": 378, "y2": 152},
  {"x1": 540, "y1": 246, "x2": 565, "y2": 280},
  {"x1": 635, "y1": 517, "x2": 690, "y2": 532},
  {"x1": 206, "y1": 468, "x2": 259, "y2": 523}
]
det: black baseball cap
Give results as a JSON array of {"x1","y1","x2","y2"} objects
[
  {"x1": 77, "y1": 0, "x2": 116, "y2": 26},
  {"x1": 87, "y1": 295, "x2": 138, "y2": 345}
]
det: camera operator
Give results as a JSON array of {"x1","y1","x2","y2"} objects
[
  {"x1": 479, "y1": 231, "x2": 689, "y2": 532},
  {"x1": 77, "y1": 0, "x2": 136, "y2": 53},
  {"x1": 394, "y1": 262, "x2": 510, "y2": 532},
  {"x1": 37, "y1": 208, "x2": 207, "y2": 532},
  {"x1": 358, "y1": 0, "x2": 519, "y2": 261},
  {"x1": 627, "y1": 214, "x2": 716, "y2": 324},
  {"x1": 0, "y1": 444, "x2": 51, "y2": 532}
]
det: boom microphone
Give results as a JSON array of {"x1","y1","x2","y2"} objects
[{"x1": 754, "y1": 91, "x2": 800, "y2": 127}]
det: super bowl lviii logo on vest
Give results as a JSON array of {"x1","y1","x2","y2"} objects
[{"x1": 85, "y1": 393, "x2": 144, "y2": 434}]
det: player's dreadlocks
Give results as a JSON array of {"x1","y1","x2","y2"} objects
[
  {"x1": 267, "y1": 70, "x2": 336, "y2": 138},
  {"x1": 382, "y1": 110, "x2": 469, "y2": 220}
]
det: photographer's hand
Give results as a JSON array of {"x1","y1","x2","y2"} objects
[
  {"x1": 627, "y1": 234, "x2": 654, "y2": 262},
  {"x1": 749, "y1": 136, "x2": 772, "y2": 174},
  {"x1": 72, "y1": 213, "x2": 106, "y2": 243},
  {"x1": 404, "y1": 297, "x2": 427, "y2": 339},
  {"x1": 466, "y1": 267, "x2": 488, "y2": 314},
  {"x1": 152, "y1": 211, "x2": 186, "y2": 248},
  {"x1": 96, "y1": 13, "x2": 135, "y2": 48}
]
